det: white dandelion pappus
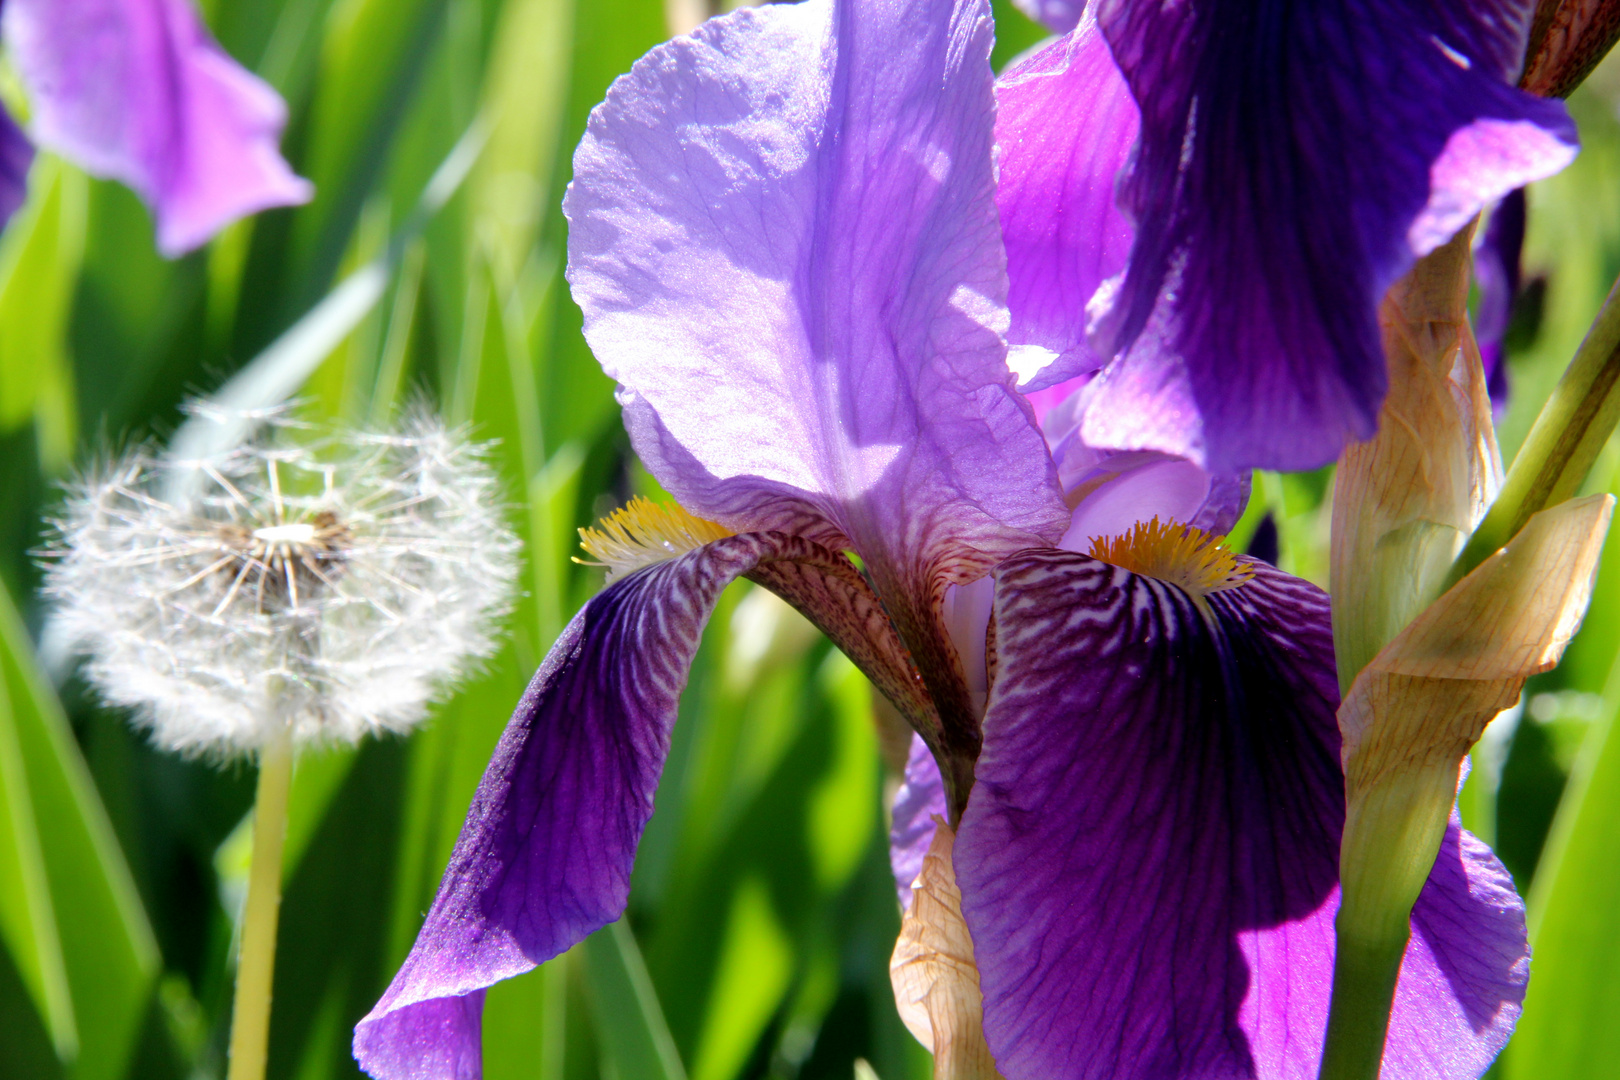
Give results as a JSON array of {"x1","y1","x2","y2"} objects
[{"x1": 43, "y1": 409, "x2": 521, "y2": 758}]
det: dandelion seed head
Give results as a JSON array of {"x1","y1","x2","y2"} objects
[{"x1": 42, "y1": 408, "x2": 521, "y2": 758}]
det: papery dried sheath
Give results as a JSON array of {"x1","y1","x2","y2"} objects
[
  {"x1": 1332, "y1": 227, "x2": 1503, "y2": 687},
  {"x1": 891, "y1": 821, "x2": 1003, "y2": 1080}
]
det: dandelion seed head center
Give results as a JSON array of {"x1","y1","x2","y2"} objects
[
  {"x1": 212, "y1": 507, "x2": 353, "y2": 614},
  {"x1": 578, "y1": 496, "x2": 732, "y2": 580},
  {"x1": 1087, "y1": 517, "x2": 1254, "y2": 597},
  {"x1": 254, "y1": 522, "x2": 318, "y2": 544}
]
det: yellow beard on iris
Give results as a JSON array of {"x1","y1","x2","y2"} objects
[
  {"x1": 577, "y1": 496, "x2": 733, "y2": 581},
  {"x1": 1087, "y1": 517, "x2": 1254, "y2": 598}
]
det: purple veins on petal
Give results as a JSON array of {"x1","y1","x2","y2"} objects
[
  {"x1": 1089, "y1": 0, "x2": 1577, "y2": 473},
  {"x1": 3, "y1": 0, "x2": 312, "y2": 257},
  {"x1": 953, "y1": 551, "x2": 1527, "y2": 1079},
  {"x1": 996, "y1": 17, "x2": 1139, "y2": 393},
  {"x1": 354, "y1": 535, "x2": 788, "y2": 1080},
  {"x1": 565, "y1": 0, "x2": 1068, "y2": 586},
  {"x1": 0, "y1": 106, "x2": 35, "y2": 230}
]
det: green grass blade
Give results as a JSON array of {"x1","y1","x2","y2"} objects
[
  {"x1": 1502, "y1": 653, "x2": 1620, "y2": 1079},
  {"x1": 164, "y1": 119, "x2": 486, "y2": 487},
  {"x1": 0, "y1": 579, "x2": 158, "y2": 1080},
  {"x1": 0, "y1": 159, "x2": 85, "y2": 471},
  {"x1": 0, "y1": 623, "x2": 76, "y2": 1061},
  {"x1": 583, "y1": 921, "x2": 689, "y2": 1080},
  {"x1": 279, "y1": 0, "x2": 452, "y2": 314}
]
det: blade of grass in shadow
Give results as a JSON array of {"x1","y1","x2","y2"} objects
[
  {"x1": 583, "y1": 921, "x2": 689, "y2": 1080},
  {"x1": 0, "y1": 578, "x2": 158, "y2": 1080}
]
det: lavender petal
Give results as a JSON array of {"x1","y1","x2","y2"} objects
[
  {"x1": 996, "y1": 17, "x2": 1137, "y2": 392},
  {"x1": 890, "y1": 733, "x2": 947, "y2": 910},
  {"x1": 566, "y1": 0, "x2": 1068, "y2": 584},
  {"x1": 1474, "y1": 188, "x2": 1527, "y2": 409}
]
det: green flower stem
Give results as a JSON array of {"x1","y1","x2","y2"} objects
[
  {"x1": 1447, "y1": 272, "x2": 1620, "y2": 588},
  {"x1": 227, "y1": 722, "x2": 294, "y2": 1080},
  {"x1": 1319, "y1": 767, "x2": 1458, "y2": 1080}
]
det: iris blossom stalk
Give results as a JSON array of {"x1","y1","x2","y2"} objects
[
  {"x1": 0, "y1": 0, "x2": 311, "y2": 254},
  {"x1": 350, "y1": 0, "x2": 1581, "y2": 1076}
]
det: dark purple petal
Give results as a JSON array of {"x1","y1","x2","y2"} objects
[
  {"x1": 0, "y1": 105, "x2": 34, "y2": 230},
  {"x1": 1090, "y1": 0, "x2": 1577, "y2": 472},
  {"x1": 890, "y1": 733, "x2": 947, "y2": 909},
  {"x1": 566, "y1": 0, "x2": 1068, "y2": 586},
  {"x1": 1245, "y1": 514, "x2": 1280, "y2": 565},
  {"x1": 955, "y1": 552, "x2": 1527, "y2": 1078},
  {"x1": 354, "y1": 535, "x2": 787, "y2": 1080},
  {"x1": 996, "y1": 17, "x2": 1137, "y2": 392},
  {"x1": 4, "y1": 0, "x2": 312, "y2": 256},
  {"x1": 1474, "y1": 188, "x2": 1527, "y2": 410}
]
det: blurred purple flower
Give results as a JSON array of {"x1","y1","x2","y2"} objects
[
  {"x1": 1475, "y1": 188, "x2": 1529, "y2": 411},
  {"x1": 0, "y1": 108, "x2": 34, "y2": 227},
  {"x1": 0, "y1": 0, "x2": 311, "y2": 255},
  {"x1": 351, "y1": 1, "x2": 1535, "y2": 1077}
]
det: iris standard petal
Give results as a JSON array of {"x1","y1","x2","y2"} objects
[
  {"x1": 0, "y1": 106, "x2": 34, "y2": 230},
  {"x1": 565, "y1": 0, "x2": 1068, "y2": 585},
  {"x1": 355, "y1": 534, "x2": 799, "y2": 1080},
  {"x1": 3, "y1": 0, "x2": 312, "y2": 257},
  {"x1": 954, "y1": 551, "x2": 1527, "y2": 1079},
  {"x1": 1089, "y1": 0, "x2": 1578, "y2": 472},
  {"x1": 996, "y1": 17, "x2": 1137, "y2": 392}
]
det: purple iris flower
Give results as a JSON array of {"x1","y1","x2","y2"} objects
[
  {"x1": 352, "y1": 1, "x2": 1537, "y2": 1076},
  {"x1": 1012, "y1": 0, "x2": 1576, "y2": 473},
  {"x1": 0, "y1": 0, "x2": 311, "y2": 255}
]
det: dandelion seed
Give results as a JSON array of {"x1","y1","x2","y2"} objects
[{"x1": 41, "y1": 407, "x2": 521, "y2": 758}]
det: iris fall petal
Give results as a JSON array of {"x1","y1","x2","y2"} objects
[
  {"x1": 952, "y1": 551, "x2": 1528, "y2": 1079},
  {"x1": 3, "y1": 0, "x2": 312, "y2": 256},
  {"x1": 355, "y1": 534, "x2": 808, "y2": 1080}
]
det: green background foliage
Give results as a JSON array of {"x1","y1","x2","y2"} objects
[{"x1": 0, "y1": 2, "x2": 1618, "y2": 1078}]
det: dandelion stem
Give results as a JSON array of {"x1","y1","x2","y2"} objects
[{"x1": 227, "y1": 720, "x2": 294, "y2": 1080}]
